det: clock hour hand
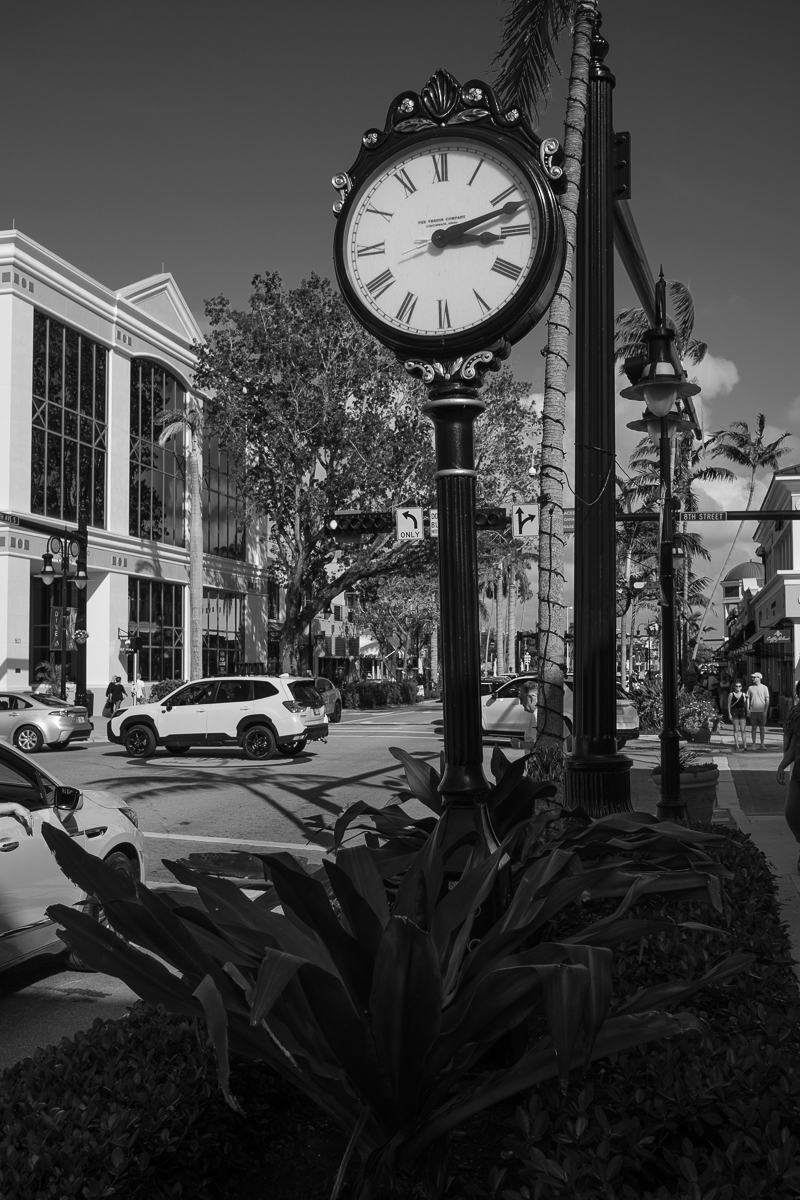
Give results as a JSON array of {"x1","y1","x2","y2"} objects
[
  {"x1": 449, "y1": 231, "x2": 505, "y2": 246},
  {"x1": 402, "y1": 231, "x2": 503, "y2": 258},
  {"x1": 431, "y1": 200, "x2": 524, "y2": 248}
]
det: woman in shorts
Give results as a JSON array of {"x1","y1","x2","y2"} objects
[{"x1": 727, "y1": 679, "x2": 747, "y2": 751}]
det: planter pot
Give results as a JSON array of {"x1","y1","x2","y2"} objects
[{"x1": 652, "y1": 766, "x2": 718, "y2": 824}]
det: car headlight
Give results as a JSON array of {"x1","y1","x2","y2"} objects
[{"x1": 120, "y1": 806, "x2": 139, "y2": 828}]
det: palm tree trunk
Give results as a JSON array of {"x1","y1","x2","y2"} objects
[
  {"x1": 495, "y1": 576, "x2": 505, "y2": 675},
  {"x1": 507, "y1": 564, "x2": 517, "y2": 674},
  {"x1": 692, "y1": 472, "x2": 755, "y2": 661},
  {"x1": 189, "y1": 428, "x2": 204, "y2": 680},
  {"x1": 535, "y1": 0, "x2": 595, "y2": 745}
]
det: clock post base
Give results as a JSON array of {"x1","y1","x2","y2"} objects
[{"x1": 563, "y1": 751, "x2": 632, "y2": 818}]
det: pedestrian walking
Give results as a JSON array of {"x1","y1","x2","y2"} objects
[
  {"x1": 776, "y1": 680, "x2": 800, "y2": 873},
  {"x1": 727, "y1": 680, "x2": 748, "y2": 751},
  {"x1": 133, "y1": 673, "x2": 145, "y2": 706},
  {"x1": 105, "y1": 676, "x2": 126, "y2": 715},
  {"x1": 746, "y1": 672, "x2": 770, "y2": 749}
]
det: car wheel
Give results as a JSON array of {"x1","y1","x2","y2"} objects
[
  {"x1": 15, "y1": 725, "x2": 44, "y2": 753},
  {"x1": 276, "y1": 740, "x2": 307, "y2": 757},
  {"x1": 124, "y1": 725, "x2": 157, "y2": 758},
  {"x1": 242, "y1": 725, "x2": 276, "y2": 761},
  {"x1": 68, "y1": 851, "x2": 140, "y2": 972},
  {"x1": 165, "y1": 744, "x2": 190, "y2": 755},
  {"x1": 330, "y1": 701, "x2": 342, "y2": 723}
]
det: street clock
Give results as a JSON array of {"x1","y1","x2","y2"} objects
[{"x1": 332, "y1": 69, "x2": 566, "y2": 361}]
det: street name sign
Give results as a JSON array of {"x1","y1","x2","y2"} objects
[
  {"x1": 395, "y1": 507, "x2": 424, "y2": 541},
  {"x1": 428, "y1": 509, "x2": 438, "y2": 538},
  {"x1": 513, "y1": 505, "x2": 537, "y2": 539},
  {"x1": 0, "y1": 511, "x2": 20, "y2": 526},
  {"x1": 684, "y1": 512, "x2": 726, "y2": 521}
]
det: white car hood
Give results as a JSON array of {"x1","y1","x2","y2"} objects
[{"x1": 80, "y1": 788, "x2": 125, "y2": 811}]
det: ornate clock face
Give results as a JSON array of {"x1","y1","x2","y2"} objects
[{"x1": 341, "y1": 138, "x2": 541, "y2": 340}]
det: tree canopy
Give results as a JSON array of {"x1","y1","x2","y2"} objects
[{"x1": 194, "y1": 272, "x2": 537, "y2": 670}]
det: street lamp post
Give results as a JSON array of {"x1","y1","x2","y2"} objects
[
  {"x1": 40, "y1": 524, "x2": 88, "y2": 701},
  {"x1": 621, "y1": 272, "x2": 700, "y2": 820}
]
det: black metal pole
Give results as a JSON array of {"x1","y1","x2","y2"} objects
[
  {"x1": 75, "y1": 516, "x2": 88, "y2": 710},
  {"x1": 60, "y1": 534, "x2": 68, "y2": 701},
  {"x1": 423, "y1": 387, "x2": 489, "y2": 805},
  {"x1": 657, "y1": 423, "x2": 685, "y2": 820},
  {"x1": 565, "y1": 15, "x2": 632, "y2": 815}
]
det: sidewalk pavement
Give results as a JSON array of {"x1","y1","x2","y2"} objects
[{"x1": 630, "y1": 732, "x2": 800, "y2": 985}]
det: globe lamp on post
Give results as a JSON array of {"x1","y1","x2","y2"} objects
[{"x1": 620, "y1": 272, "x2": 701, "y2": 822}]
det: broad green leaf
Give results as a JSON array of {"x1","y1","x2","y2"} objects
[
  {"x1": 42, "y1": 823, "x2": 137, "y2": 902},
  {"x1": 388, "y1": 746, "x2": 442, "y2": 814},
  {"x1": 336, "y1": 845, "x2": 390, "y2": 926},
  {"x1": 490, "y1": 744, "x2": 511, "y2": 783},
  {"x1": 250, "y1": 947, "x2": 307, "y2": 1024},
  {"x1": 430, "y1": 842, "x2": 505, "y2": 958},
  {"x1": 369, "y1": 917, "x2": 442, "y2": 1120},
  {"x1": 615, "y1": 951, "x2": 754, "y2": 1016},
  {"x1": 193, "y1": 974, "x2": 243, "y2": 1113},
  {"x1": 166, "y1": 857, "x2": 287, "y2": 930},
  {"x1": 393, "y1": 821, "x2": 447, "y2": 928},
  {"x1": 532, "y1": 963, "x2": 589, "y2": 1091},
  {"x1": 560, "y1": 916, "x2": 722, "y2": 948},
  {"x1": 47, "y1": 903, "x2": 199, "y2": 1015},
  {"x1": 264, "y1": 856, "x2": 373, "y2": 1010},
  {"x1": 429, "y1": 965, "x2": 545, "y2": 1077},
  {"x1": 559, "y1": 944, "x2": 612, "y2": 1063},
  {"x1": 324, "y1": 859, "x2": 385, "y2": 956},
  {"x1": 298, "y1": 962, "x2": 397, "y2": 1126}
]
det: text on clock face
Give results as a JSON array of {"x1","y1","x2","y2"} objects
[{"x1": 344, "y1": 142, "x2": 539, "y2": 337}]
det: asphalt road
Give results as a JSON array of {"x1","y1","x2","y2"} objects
[{"x1": 0, "y1": 702, "x2": 462, "y2": 1068}]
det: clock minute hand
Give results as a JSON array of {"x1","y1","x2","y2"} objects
[{"x1": 431, "y1": 200, "x2": 524, "y2": 248}]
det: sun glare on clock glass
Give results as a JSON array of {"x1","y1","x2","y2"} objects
[{"x1": 345, "y1": 142, "x2": 538, "y2": 337}]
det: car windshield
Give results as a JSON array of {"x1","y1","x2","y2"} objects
[{"x1": 288, "y1": 682, "x2": 324, "y2": 708}]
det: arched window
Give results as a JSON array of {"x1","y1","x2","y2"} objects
[
  {"x1": 129, "y1": 360, "x2": 186, "y2": 545},
  {"x1": 31, "y1": 310, "x2": 107, "y2": 526}
]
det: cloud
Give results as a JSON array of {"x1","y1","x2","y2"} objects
[
  {"x1": 787, "y1": 395, "x2": 800, "y2": 425},
  {"x1": 686, "y1": 354, "x2": 739, "y2": 399}
]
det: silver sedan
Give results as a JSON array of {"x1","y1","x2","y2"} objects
[{"x1": 0, "y1": 692, "x2": 93, "y2": 754}]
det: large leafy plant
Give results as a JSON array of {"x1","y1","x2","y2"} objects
[{"x1": 43, "y1": 797, "x2": 750, "y2": 1200}]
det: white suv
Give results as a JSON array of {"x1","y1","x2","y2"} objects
[{"x1": 107, "y1": 675, "x2": 328, "y2": 761}]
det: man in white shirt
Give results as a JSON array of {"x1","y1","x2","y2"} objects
[{"x1": 746, "y1": 672, "x2": 770, "y2": 750}]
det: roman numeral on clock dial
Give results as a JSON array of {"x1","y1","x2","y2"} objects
[
  {"x1": 500, "y1": 223, "x2": 530, "y2": 237},
  {"x1": 394, "y1": 168, "x2": 417, "y2": 197},
  {"x1": 491, "y1": 257, "x2": 522, "y2": 281},
  {"x1": 438, "y1": 300, "x2": 451, "y2": 329},
  {"x1": 431, "y1": 153, "x2": 448, "y2": 183},
  {"x1": 491, "y1": 184, "x2": 517, "y2": 206},
  {"x1": 396, "y1": 292, "x2": 418, "y2": 323},
  {"x1": 366, "y1": 205, "x2": 393, "y2": 222},
  {"x1": 473, "y1": 289, "x2": 491, "y2": 314},
  {"x1": 366, "y1": 269, "x2": 395, "y2": 297},
  {"x1": 468, "y1": 158, "x2": 484, "y2": 186},
  {"x1": 357, "y1": 242, "x2": 385, "y2": 257}
]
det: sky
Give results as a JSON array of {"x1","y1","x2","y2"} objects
[{"x1": 3, "y1": 0, "x2": 799, "y2": 642}]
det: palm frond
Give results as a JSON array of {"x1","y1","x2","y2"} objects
[
  {"x1": 494, "y1": 0, "x2": 576, "y2": 117},
  {"x1": 665, "y1": 280, "x2": 695, "y2": 349},
  {"x1": 682, "y1": 338, "x2": 707, "y2": 366}
]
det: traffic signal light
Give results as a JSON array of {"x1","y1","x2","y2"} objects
[
  {"x1": 326, "y1": 506, "x2": 513, "y2": 542},
  {"x1": 325, "y1": 512, "x2": 395, "y2": 542},
  {"x1": 475, "y1": 507, "x2": 510, "y2": 529}
]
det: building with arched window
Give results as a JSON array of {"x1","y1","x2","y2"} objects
[{"x1": 0, "y1": 230, "x2": 275, "y2": 709}]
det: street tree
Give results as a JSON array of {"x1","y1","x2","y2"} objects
[
  {"x1": 353, "y1": 572, "x2": 440, "y2": 678},
  {"x1": 157, "y1": 397, "x2": 203, "y2": 680},
  {"x1": 194, "y1": 272, "x2": 536, "y2": 672},
  {"x1": 495, "y1": 0, "x2": 597, "y2": 746},
  {"x1": 693, "y1": 414, "x2": 792, "y2": 658}
]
